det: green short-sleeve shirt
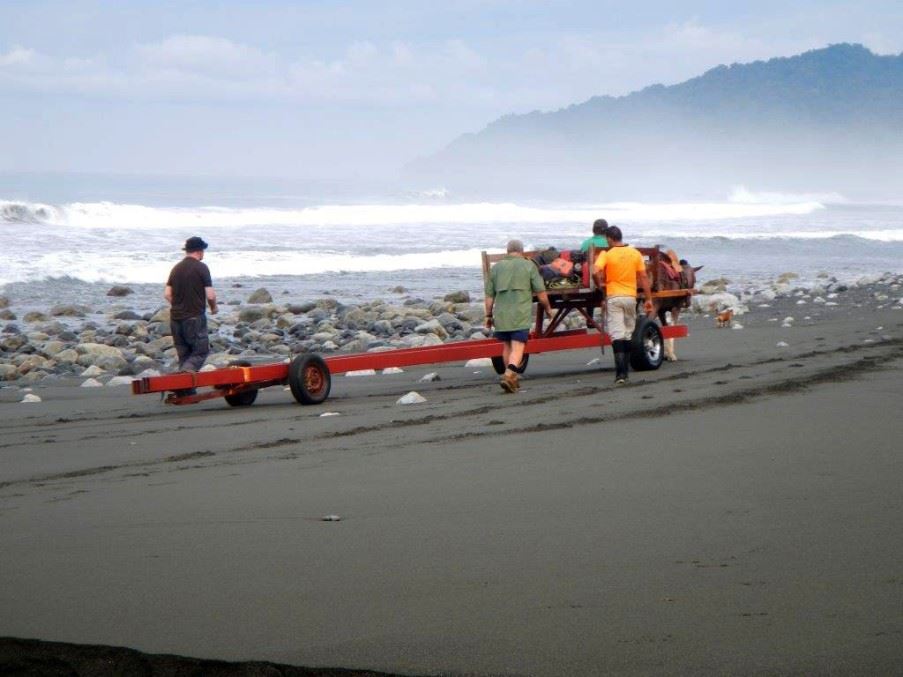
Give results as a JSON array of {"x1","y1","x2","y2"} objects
[
  {"x1": 580, "y1": 235, "x2": 608, "y2": 252},
  {"x1": 485, "y1": 255, "x2": 545, "y2": 331}
]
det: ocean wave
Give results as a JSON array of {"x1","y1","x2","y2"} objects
[
  {"x1": 728, "y1": 186, "x2": 847, "y2": 205},
  {"x1": 1, "y1": 197, "x2": 826, "y2": 230},
  {"x1": 1, "y1": 248, "x2": 496, "y2": 285}
]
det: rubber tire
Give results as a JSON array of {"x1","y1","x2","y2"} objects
[
  {"x1": 289, "y1": 354, "x2": 331, "y2": 405},
  {"x1": 491, "y1": 354, "x2": 530, "y2": 375},
  {"x1": 225, "y1": 389, "x2": 258, "y2": 407},
  {"x1": 629, "y1": 318, "x2": 664, "y2": 371}
]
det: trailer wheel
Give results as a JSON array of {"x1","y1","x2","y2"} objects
[
  {"x1": 222, "y1": 361, "x2": 258, "y2": 406},
  {"x1": 225, "y1": 389, "x2": 258, "y2": 407},
  {"x1": 491, "y1": 354, "x2": 530, "y2": 375},
  {"x1": 630, "y1": 318, "x2": 664, "y2": 371},
  {"x1": 289, "y1": 354, "x2": 331, "y2": 405}
]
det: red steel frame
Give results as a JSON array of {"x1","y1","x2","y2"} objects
[{"x1": 130, "y1": 324, "x2": 689, "y2": 403}]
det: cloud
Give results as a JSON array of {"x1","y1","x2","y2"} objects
[
  {"x1": 135, "y1": 35, "x2": 278, "y2": 81},
  {"x1": 0, "y1": 46, "x2": 35, "y2": 67}
]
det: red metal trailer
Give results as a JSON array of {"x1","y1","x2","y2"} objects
[{"x1": 131, "y1": 246, "x2": 692, "y2": 406}]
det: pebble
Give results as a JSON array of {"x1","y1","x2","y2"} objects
[
  {"x1": 81, "y1": 378, "x2": 103, "y2": 387},
  {"x1": 419, "y1": 372, "x2": 441, "y2": 382},
  {"x1": 731, "y1": 323, "x2": 744, "y2": 330},
  {"x1": 319, "y1": 412, "x2": 341, "y2": 417},
  {"x1": 465, "y1": 358, "x2": 493, "y2": 368},
  {"x1": 776, "y1": 341, "x2": 789, "y2": 348},
  {"x1": 321, "y1": 514, "x2": 342, "y2": 522},
  {"x1": 397, "y1": 391, "x2": 427, "y2": 405},
  {"x1": 381, "y1": 367, "x2": 404, "y2": 374},
  {"x1": 106, "y1": 376, "x2": 135, "y2": 387},
  {"x1": 346, "y1": 369, "x2": 377, "y2": 377},
  {"x1": 21, "y1": 393, "x2": 42, "y2": 403}
]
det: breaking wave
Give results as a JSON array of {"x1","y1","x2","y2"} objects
[{"x1": 1, "y1": 196, "x2": 827, "y2": 230}]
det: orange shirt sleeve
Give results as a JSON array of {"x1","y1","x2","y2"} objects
[{"x1": 633, "y1": 249, "x2": 645, "y2": 272}]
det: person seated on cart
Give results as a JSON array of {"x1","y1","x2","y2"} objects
[
  {"x1": 580, "y1": 218, "x2": 609, "y2": 252},
  {"x1": 484, "y1": 239, "x2": 554, "y2": 394}
]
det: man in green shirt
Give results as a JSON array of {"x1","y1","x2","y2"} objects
[
  {"x1": 484, "y1": 239, "x2": 554, "y2": 393},
  {"x1": 580, "y1": 218, "x2": 609, "y2": 252}
]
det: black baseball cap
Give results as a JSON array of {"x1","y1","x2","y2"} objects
[{"x1": 183, "y1": 236, "x2": 209, "y2": 252}]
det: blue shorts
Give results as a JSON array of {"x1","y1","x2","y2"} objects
[{"x1": 494, "y1": 329, "x2": 529, "y2": 343}]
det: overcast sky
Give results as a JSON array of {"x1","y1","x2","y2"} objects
[{"x1": 1, "y1": 1, "x2": 901, "y2": 180}]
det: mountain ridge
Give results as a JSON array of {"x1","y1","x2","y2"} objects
[{"x1": 409, "y1": 44, "x2": 903, "y2": 200}]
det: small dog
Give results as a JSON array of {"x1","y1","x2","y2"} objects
[{"x1": 715, "y1": 309, "x2": 734, "y2": 328}]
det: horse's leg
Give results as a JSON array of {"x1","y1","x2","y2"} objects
[{"x1": 663, "y1": 305, "x2": 678, "y2": 362}]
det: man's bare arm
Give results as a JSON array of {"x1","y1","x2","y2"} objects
[
  {"x1": 164, "y1": 285, "x2": 173, "y2": 303},
  {"x1": 484, "y1": 295, "x2": 494, "y2": 327},
  {"x1": 206, "y1": 287, "x2": 218, "y2": 314},
  {"x1": 536, "y1": 291, "x2": 553, "y2": 316}
]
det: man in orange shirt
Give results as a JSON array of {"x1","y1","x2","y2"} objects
[{"x1": 593, "y1": 226, "x2": 653, "y2": 384}]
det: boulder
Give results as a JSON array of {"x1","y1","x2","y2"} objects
[
  {"x1": 76, "y1": 342, "x2": 125, "y2": 358},
  {"x1": 247, "y1": 288, "x2": 273, "y2": 304},
  {"x1": 443, "y1": 290, "x2": 471, "y2": 303},
  {"x1": 16, "y1": 355, "x2": 51, "y2": 375},
  {"x1": 23, "y1": 311, "x2": 48, "y2": 323},
  {"x1": 54, "y1": 349, "x2": 79, "y2": 364},
  {"x1": 149, "y1": 307, "x2": 171, "y2": 323},
  {"x1": 0, "y1": 296, "x2": 9, "y2": 309},
  {"x1": 0, "y1": 310, "x2": 16, "y2": 321},
  {"x1": 106, "y1": 285, "x2": 134, "y2": 297},
  {"x1": 414, "y1": 319, "x2": 448, "y2": 339},
  {"x1": 114, "y1": 310, "x2": 143, "y2": 320},
  {"x1": 238, "y1": 306, "x2": 267, "y2": 323},
  {"x1": 50, "y1": 304, "x2": 91, "y2": 317},
  {"x1": 41, "y1": 340, "x2": 67, "y2": 356},
  {"x1": 0, "y1": 364, "x2": 18, "y2": 381},
  {"x1": 287, "y1": 301, "x2": 317, "y2": 314}
]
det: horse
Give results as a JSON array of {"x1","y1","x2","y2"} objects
[{"x1": 648, "y1": 251, "x2": 701, "y2": 361}]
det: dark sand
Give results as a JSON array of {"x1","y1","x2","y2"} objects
[{"x1": 1, "y1": 297, "x2": 902, "y2": 675}]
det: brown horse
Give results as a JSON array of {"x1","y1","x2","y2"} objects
[{"x1": 648, "y1": 251, "x2": 701, "y2": 361}]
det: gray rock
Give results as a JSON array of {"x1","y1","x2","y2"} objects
[
  {"x1": 23, "y1": 311, "x2": 48, "y2": 323},
  {"x1": 443, "y1": 290, "x2": 471, "y2": 303},
  {"x1": 0, "y1": 309, "x2": 16, "y2": 321},
  {"x1": 414, "y1": 319, "x2": 448, "y2": 339},
  {"x1": 0, "y1": 364, "x2": 18, "y2": 381},
  {"x1": 0, "y1": 296, "x2": 9, "y2": 309},
  {"x1": 149, "y1": 307, "x2": 171, "y2": 323},
  {"x1": 247, "y1": 288, "x2": 273, "y2": 304},
  {"x1": 51, "y1": 304, "x2": 91, "y2": 317},
  {"x1": 114, "y1": 310, "x2": 143, "y2": 320},
  {"x1": 106, "y1": 285, "x2": 134, "y2": 297},
  {"x1": 238, "y1": 307, "x2": 267, "y2": 323},
  {"x1": 287, "y1": 301, "x2": 317, "y2": 314}
]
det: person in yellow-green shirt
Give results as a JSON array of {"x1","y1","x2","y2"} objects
[
  {"x1": 592, "y1": 225, "x2": 653, "y2": 385},
  {"x1": 484, "y1": 239, "x2": 554, "y2": 393}
]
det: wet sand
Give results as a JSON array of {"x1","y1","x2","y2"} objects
[{"x1": 1, "y1": 296, "x2": 902, "y2": 675}]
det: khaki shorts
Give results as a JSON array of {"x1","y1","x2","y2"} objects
[{"x1": 606, "y1": 296, "x2": 637, "y2": 341}]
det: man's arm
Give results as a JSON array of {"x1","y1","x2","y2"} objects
[
  {"x1": 206, "y1": 287, "x2": 218, "y2": 315},
  {"x1": 536, "y1": 290, "x2": 553, "y2": 317},
  {"x1": 483, "y1": 295, "x2": 494, "y2": 327},
  {"x1": 164, "y1": 285, "x2": 173, "y2": 304}
]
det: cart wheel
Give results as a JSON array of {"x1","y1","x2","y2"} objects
[
  {"x1": 289, "y1": 354, "x2": 331, "y2": 405},
  {"x1": 491, "y1": 354, "x2": 530, "y2": 375},
  {"x1": 630, "y1": 318, "x2": 664, "y2": 371},
  {"x1": 225, "y1": 389, "x2": 258, "y2": 407}
]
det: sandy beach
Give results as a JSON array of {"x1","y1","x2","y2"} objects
[{"x1": 1, "y1": 286, "x2": 902, "y2": 675}]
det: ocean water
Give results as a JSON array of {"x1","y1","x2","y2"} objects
[{"x1": 2, "y1": 177, "x2": 903, "y2": 314}]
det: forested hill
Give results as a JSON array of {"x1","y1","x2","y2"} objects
[{"x1": 408, "y1": 44, "x2": 903, "y2": 200}]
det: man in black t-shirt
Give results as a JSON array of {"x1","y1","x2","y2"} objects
[{"x1": 164, "y1": 236, "x2": 218, "y2": 372}]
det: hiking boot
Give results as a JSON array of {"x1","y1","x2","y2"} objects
[{"x1": 499, "y1": 371, "x2": 519, "y2": 393}]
